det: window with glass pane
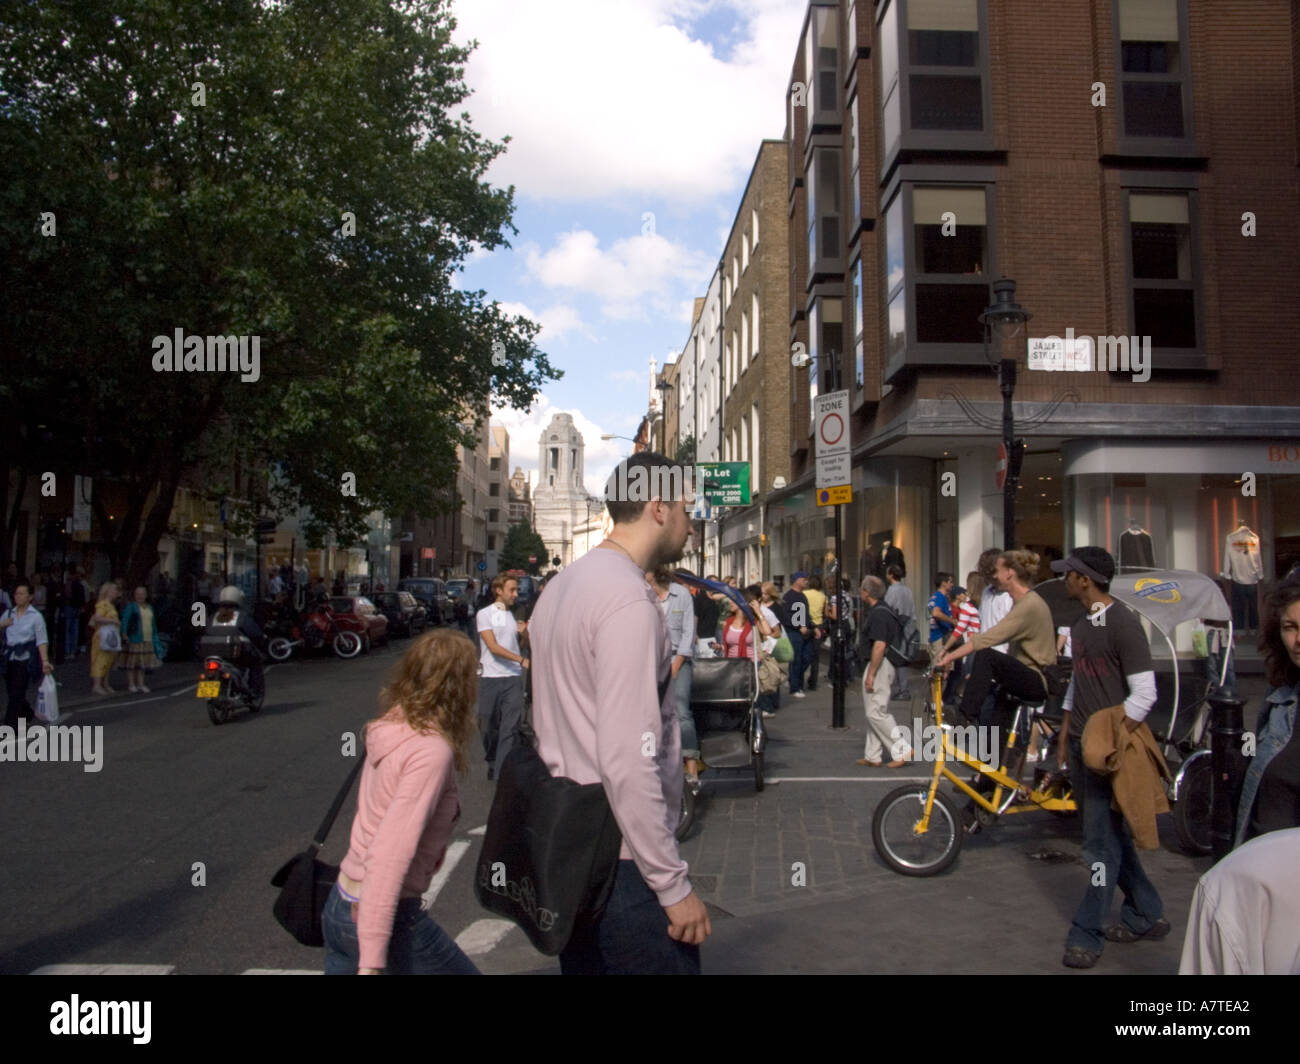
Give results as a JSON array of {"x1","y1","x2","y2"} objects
[
  {"x1": 814, "y1": 6, "x2": 839, "y2": 115},
  {"x1": 913, "y1": 187, "x2": 986, "y2": 273},
  {"x1": 849, "y1": 95, "x2": 861, "y2": 220},
  {"x1": 752, "y1": 294, "x2": 760, "y2": 357},
  {"x1": 908, "y1": 0, "x2": 982, "y2": 130},
  {"x1": 1119, "y1": 0, "x2": 1184, "y2": 137},
  {"x1": 914, "y1": 186, "x2": 987, "y2": 344},
  {"x1": 1130, "y1": 192, "x2": 1195, "y2": 347},
  {"x1": 752, "y1": 208, "x2": 759, "y2": 248},
  {"x1": 741, "y1": 312, "x2": 749, "y2": 369},
  {"x1": 853, "y1": 258, "x2": 865, "y2": 388},
  {"x1": 742, "y1": 234, "x2": 749, "y2": 272},
  {"x1": 884, "y1": 195, "x2": 904, "y2": 297}
]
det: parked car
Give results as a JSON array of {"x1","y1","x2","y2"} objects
[
  {"x1": 328, "y1": 595, "x2": 389, "y2": 651},
  {"x1": 397, "y1": 578, "x2": 454, "y2": 625},
  {"x1": 373, "y1": 591, "x2": 427, "y2": 637}
]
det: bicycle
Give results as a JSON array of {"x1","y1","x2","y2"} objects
[{"x1": 871, "y1": 669, "x2": 1077, "y2": 876}]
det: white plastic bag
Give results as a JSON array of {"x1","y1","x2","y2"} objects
[
  {"x1": 99, "y1": 624, "x2": 122, "y2": 652},
  {"x1": 36, "y1": 674, "x2": 59, "y2": 723}
]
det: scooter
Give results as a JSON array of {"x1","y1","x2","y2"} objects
[{"x1": 196, "y1": 644, "x2": 264, "y2": 725}]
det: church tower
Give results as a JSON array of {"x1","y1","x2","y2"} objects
[{"x1": 532, "y1": 413, "x2": 587, "y2": 566}]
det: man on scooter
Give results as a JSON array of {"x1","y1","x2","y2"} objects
[{"x1": 207, "y1": 585, "x2": 268, "y2": 701}]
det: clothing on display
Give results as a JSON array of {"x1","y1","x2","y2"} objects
[
  {"x1": 1221, "y1": 526, "x2": 1263, "y2": 585},
  {"x1": 1118, "y1": 522, "x2": 1155, "y2": 572},
  {"x1": 1222, "y1": 525, "x2": 1264, "y2": 632}
]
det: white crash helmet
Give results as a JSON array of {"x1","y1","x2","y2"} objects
[{"x1": 218, "y1": 585, "x2": 244, "y2": 606}]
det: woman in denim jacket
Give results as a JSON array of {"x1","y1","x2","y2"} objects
[{"x1": 1233, "y1": 574, "x2": 1300, "y2": 848}]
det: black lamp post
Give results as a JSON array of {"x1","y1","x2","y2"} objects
[{"x1": 978, "y1": 278, "x2": 1032, "y2": 550}]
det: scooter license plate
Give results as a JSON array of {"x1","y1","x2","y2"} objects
[{"x1": 197, "y1": 681, "x2": 222, "y2": 698}]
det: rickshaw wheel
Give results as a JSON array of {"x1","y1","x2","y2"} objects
[
  {"x1": 872, "y1": 785, "x2": 963, "y2": 876},
  {"x1": 675, "y1": 785, "x2": 697, "y2": 841},
  {"x1": 1172, "y1": 755, "x2": 1213, "y2": 855}
]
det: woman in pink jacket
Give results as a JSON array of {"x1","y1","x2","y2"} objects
[{"x1": 323, "y1": 628, "x2": 481, "y2": 975}]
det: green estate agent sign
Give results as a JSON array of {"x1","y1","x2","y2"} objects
[{"x1": 698, "y1": 463, "x2": 751, "y2": 506}]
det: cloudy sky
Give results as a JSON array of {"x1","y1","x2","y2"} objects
[{"x1": 450, "y1": 0, "x2": 807, "y2": 496}]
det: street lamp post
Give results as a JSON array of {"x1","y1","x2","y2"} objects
[{"x1": 978, "y1": 278, "x2": 1032, "y2": 551}]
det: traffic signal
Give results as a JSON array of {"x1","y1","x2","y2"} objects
[{"x1": 254, "y1": 518, "x2": 277, "y2": 545}]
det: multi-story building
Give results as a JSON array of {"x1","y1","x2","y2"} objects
[
  {"x1": 507, "y1": 466, "x2": 532, "y2": 527},
  {"x1": 717, "y1": 139, "x2": 794, "y2": 584},
  {"x1": 676, "y1": 266, "x2": 725, "y2": 574},
  {"x1": 487, "y1": 426, "x2": 511, "y2": 572},
  {"x1": 768, "y1": 0, "x2": 1300, "y2": 654}
]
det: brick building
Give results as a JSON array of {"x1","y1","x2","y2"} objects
[{"x1": 766, "y1": 0, "x2": 1300, "y2": 636}]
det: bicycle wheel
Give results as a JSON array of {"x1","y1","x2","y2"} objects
[
  {"x1": 872, "y1": 785, "x2": 963, "y2": 876},
  {"x1": 1172, "y1": 755, "x2": 1213, "y2": 855},
  {"x1": 267, "y1": 637, "x2": 293, "y2": 662}
]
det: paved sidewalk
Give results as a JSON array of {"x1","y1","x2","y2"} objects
[
  {"x1": 671, "y1": 668, "x2": 1270, "y2": 974},
  {"x1": 40, "y1": 655, "x2": 200, "y2": 715}
]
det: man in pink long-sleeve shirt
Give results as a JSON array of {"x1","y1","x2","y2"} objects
[{"x1": 529, "y1": 451, "x2": 712, "y2": 974}]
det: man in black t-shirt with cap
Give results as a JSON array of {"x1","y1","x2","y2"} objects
[{"x1": 1052, "y1": 546, "x2": 1166, "y2": 969}]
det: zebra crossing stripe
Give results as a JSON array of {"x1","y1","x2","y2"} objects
[{"x1": 455, "y1": 919, "x2": 515, "y2": 956}]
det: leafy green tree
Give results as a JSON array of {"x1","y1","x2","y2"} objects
[
  {"x1": 674, "y1": 434, "x2": 696, "y2": 466},
  {"x1": 499, "y1": 520, "x2": 548, "y2": 575},
  {"x1": 0, "y1": 0, "x2": 558, "y2": 585}
]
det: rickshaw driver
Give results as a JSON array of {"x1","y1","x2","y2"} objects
[{"x1": 934, "y1": 550, "x2": 1057, "y2": 766}]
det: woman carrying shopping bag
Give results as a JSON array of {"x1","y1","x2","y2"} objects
[
  {"x1": 323, "y1": 627, "x2": 481, "y2": 975},
  {"x1": 119, "y1": 585, "x2": 165, "y2": 693},
  {"x1": 1, "y1": 580, "x2": 54, "y2": 727},
  {"x1": 88, "y1": 581, "x2": 122, "y2": 697}
]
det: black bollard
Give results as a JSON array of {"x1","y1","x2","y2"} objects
[{"x1": 1208, "y1": 693, "x2": 1246, "y2": 860}]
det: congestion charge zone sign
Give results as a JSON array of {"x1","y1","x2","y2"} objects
[{"x1": 698, "y1": 463, "x2": 751, "y2": 506}]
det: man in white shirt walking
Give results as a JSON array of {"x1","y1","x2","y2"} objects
[{"x1": 476, "y1": 574, "x2": 527, "y2": 780}]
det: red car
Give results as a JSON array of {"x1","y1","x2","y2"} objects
[{"x1": 329, "y1": 596, "x2": 389, "y2": 652}]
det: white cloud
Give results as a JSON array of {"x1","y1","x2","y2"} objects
[
  {"x1": 522, "y1": 229, "x2": 713, "y2": 320},
  {"x1": 489, "y1": 396, "x2": 645, "y2": 498},
  {"x1": 494, "y1": 300, "x2": 592, "y2": 341},
  {"x1": 453, "y1": 0, "x2": 807, "y2": 204}
]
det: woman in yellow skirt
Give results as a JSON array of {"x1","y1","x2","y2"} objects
[{"x1": 88, "y1": 581, "x2": 122, "y2": 696}]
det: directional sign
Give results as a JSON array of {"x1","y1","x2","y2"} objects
[{"x1": 814, "y1": 391, "x2": 852, "y2": 493}]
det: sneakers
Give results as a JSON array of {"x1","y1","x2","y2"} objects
[
  {"x1": 1062, "y1": 946, "x2": 1100, "y2": 969},
  {"x1": 792, "y1": 691, "x2": 807, "y2": 699},
  {"x1": 1105, "y1": 918, "x2": 1170, "y2": 943},
  {"x1": 761, "y1": 710, "x2": 777, "y2": 718}
]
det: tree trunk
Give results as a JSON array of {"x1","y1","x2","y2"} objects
[
  {"x1": 4, "y1": 465, "x2": 29, "y2": 569},
  {"x1": 125, "y1": 466, "x2": 185, "y2": 593}
]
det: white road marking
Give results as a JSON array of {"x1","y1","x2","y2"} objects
[
  {"x1": 31, "y1": 964, "x2": 175, "y2": 975},
  {"x1": 241, "y1": 969, "x2": 320, "y2": 975},
  {"x1": 455, "y1": 919, "x2": 515, "y2": 956},
  {"x1": 467, "y1": 825, "x2": 486, "y2": 836},
  {"x1": 420, "y1": 839, "x2": 471, "y2": 909}
]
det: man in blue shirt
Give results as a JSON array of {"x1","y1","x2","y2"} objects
[{"x1": 927, "y1": 572, "x2": 956, "y2": 669}]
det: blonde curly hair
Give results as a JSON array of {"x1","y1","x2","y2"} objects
[{"x1": 372, "y1": 628, "x2": 479, "y2": 772}]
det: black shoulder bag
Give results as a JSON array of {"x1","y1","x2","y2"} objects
[
  {"x1": 474, "y1": 673, "x2": 670, "y2": 956},
  {"x1": 270, "y1": 750, "x2": 365, "y2": 947}
]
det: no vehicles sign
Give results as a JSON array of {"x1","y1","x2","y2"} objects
[{"x1": 814, "y1": 391, "x2": 852, "y2": 500}]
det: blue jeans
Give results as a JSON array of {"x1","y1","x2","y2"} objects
[
  {"x1": 1067, "y1": 737, "x2": 1164, "y2": 953},
  {"x1": 674, "y1": 658, "x2": 698, "y2": 760},
  {"x1": 322, "y1": 884, "x2": 480, "y2": 975},
  {"x1": 63, "y1": 606, "x2": 81, "y2": 656},
  {"x1": 787, "y1": 629, "x2": 807, "y2": 693},
  {"x1": 559, "y1": 861, "x2": 701, "y2": 975}
]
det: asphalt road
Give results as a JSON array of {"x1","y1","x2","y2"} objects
[{"x1": 0, "y1": 642, "x2": 1266, "y2": 976}]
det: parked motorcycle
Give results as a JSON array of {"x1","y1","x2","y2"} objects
[{"x1": 266, "y1": 600, "x2": 362, "y2": 661}]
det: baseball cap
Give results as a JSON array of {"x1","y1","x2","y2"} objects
[
  {"x1": 792, "y1": 571, "x2": 808, "y2": 581},
  {"x1": 1050, "y1": 547, "x2": 1115, "y2": 585}
]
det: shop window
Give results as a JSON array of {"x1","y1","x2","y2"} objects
[
  {"x1": 1116, "y1": 0, "x2": 1189, "y2": 142},
  {"x1": 1127, "y1": 191, "x2": 1197, "y2": 350}
]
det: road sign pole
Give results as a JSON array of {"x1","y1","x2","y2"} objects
[{"x1": 832, "y1": 502, "x2": 845, "y2": 728}]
